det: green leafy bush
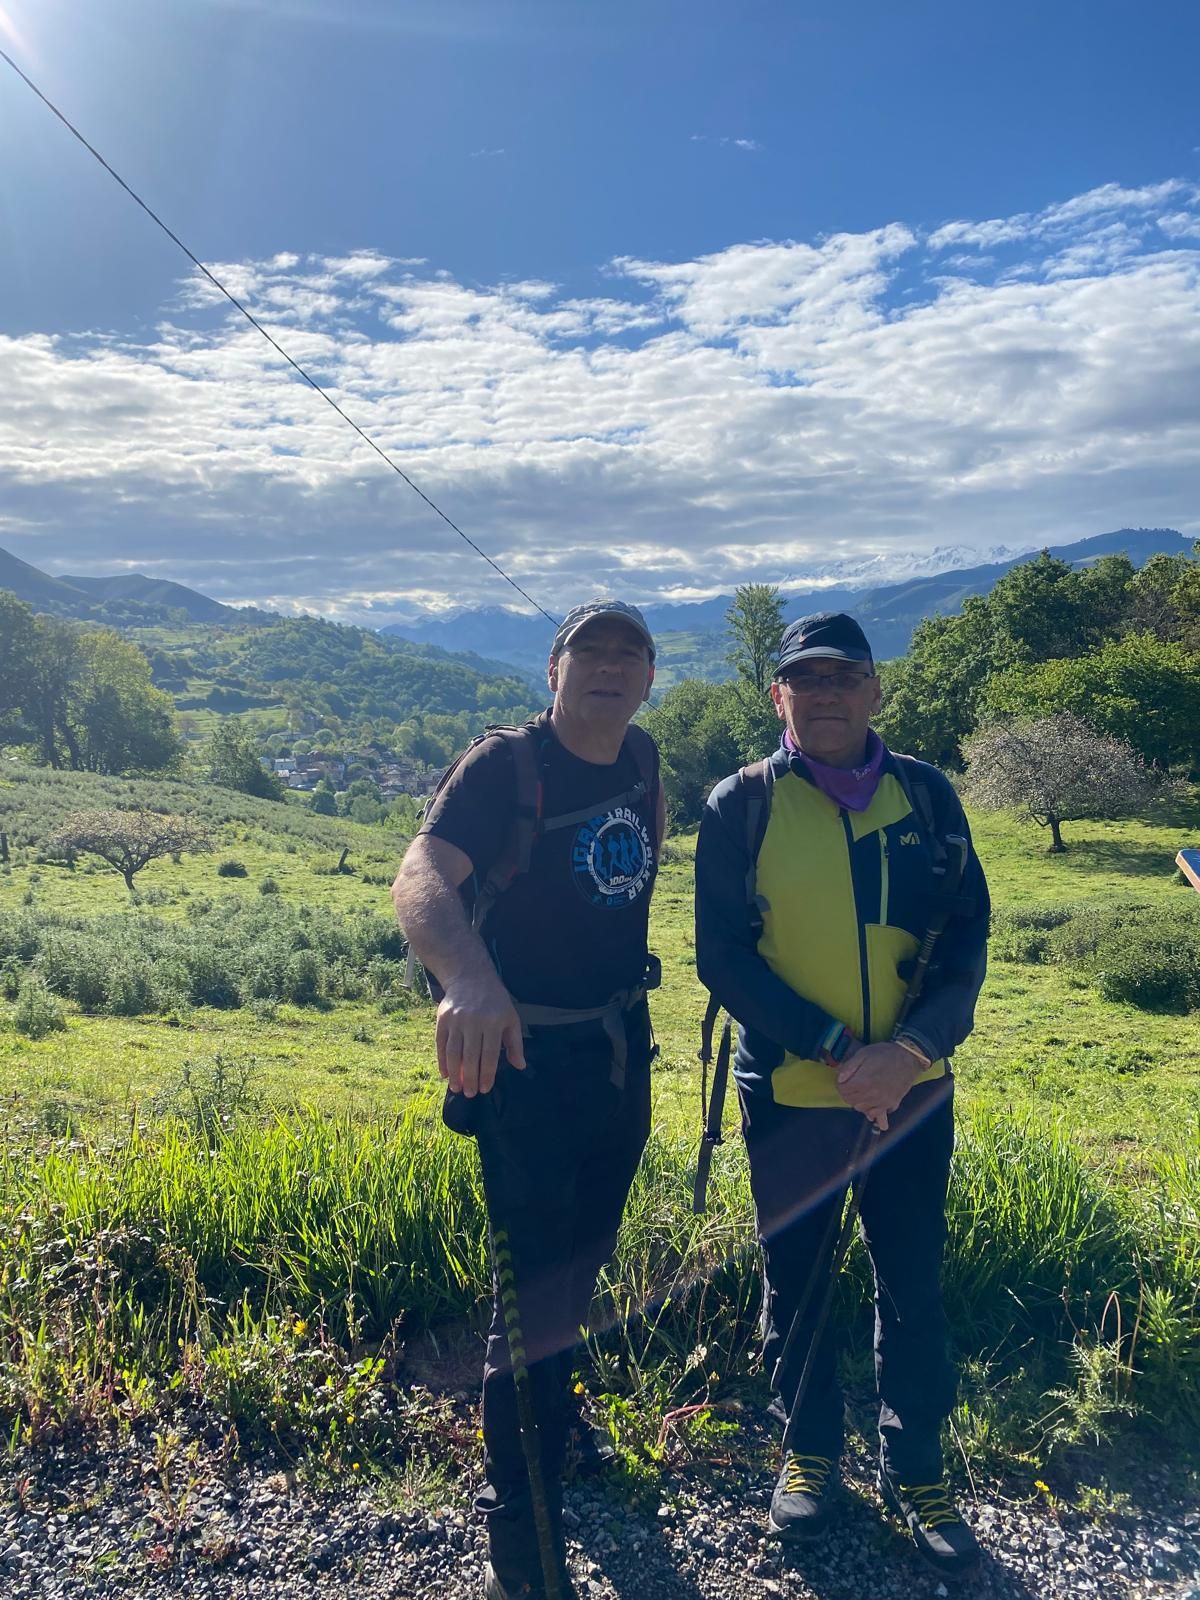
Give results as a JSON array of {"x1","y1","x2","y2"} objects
[
  {"x1": 989, "y1": 904, "x2": 1078, "y2": 964},
  {"x1": 1092, "y1": 939, "x2": 1200, "y2": 1012},
  {"x1": 12, "y1": 974, "x2": 66, "y2": 1039},
  {"x1": 994, "y1": 899, "x2": 1200, "y2": 1012},
  {"x1": 0, "y1": 900, "x2": 409, "y2": 1020},
  {"x1": 216, "y1": 859, "x2": 248, "y2": 878}
]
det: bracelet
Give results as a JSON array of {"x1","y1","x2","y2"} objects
[{"x1": 894, "y1": 1035, "x2": 932, "y2": 1069}]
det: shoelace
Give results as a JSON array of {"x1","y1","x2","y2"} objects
[
  {"x1": 901, "y1": 1482, "x2": 961, "y2": 1530},
  {"x1": 783, "y1": 1452, "x2": 834, "y2": 1495}
]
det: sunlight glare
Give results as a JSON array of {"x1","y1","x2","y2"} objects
[{"x1": 0, "y1": 6, "x2": 23, "y2": 48}]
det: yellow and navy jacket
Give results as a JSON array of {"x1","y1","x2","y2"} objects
[{"x1": 695, "y1": 744, "x2": 990, "y2": 1107}]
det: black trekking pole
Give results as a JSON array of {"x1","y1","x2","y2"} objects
[
  {"x1": 777, "y1": 835, "x2": 970, "y2": 1459},
  {"x1": 693, "y1": 996, "x2": 731, "y2": 1214},
  {"x1": 483, "y1": 1189, "x2": 565, "y2": 1600}
]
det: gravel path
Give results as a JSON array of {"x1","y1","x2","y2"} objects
[{"x1": 2, "y1": 1416, "x2": 1197, "y2": 1600}]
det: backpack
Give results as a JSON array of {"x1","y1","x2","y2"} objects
[{"x1": 407, "y1": 714, "x2": 659, "y2": 995}]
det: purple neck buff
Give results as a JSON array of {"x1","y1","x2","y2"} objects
[{"x1": 783, "y1": 727, "x2": 887, "y2": 812}]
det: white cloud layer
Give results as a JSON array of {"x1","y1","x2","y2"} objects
[{"x1": 2, "y1": 180, "x2": 1199, "y2": 621}]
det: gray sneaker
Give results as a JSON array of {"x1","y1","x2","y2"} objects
[
  {"x1": 768, "y1": 1452, "x2": 838, "y2": 1541},
  {"x1": 877, "y1": 1466, "x2": 980, "y2": 1577}
]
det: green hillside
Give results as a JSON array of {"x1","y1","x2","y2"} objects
[{"x1": 0, "y1": 761, "x2": 1196, "y2": 1502}]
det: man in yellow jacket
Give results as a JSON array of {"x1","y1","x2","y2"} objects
[{"x1": 694, "y1": 612, "x2": 990, "y2": 1579}]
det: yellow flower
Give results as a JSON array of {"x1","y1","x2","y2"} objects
[
  {"x1": 352, "y1": 1462, "x2": 360, "y2": 1472},
  {"x1": 1034, "y1": 1480, "x2": 1051, "y2": 1494},
  {"x1": 293, "y1": 1319, "x2": 309, "y2": 1338},
  {"x1": 346, "y1": 1415, "x2": 355, "y2": 1426},
  {"x1": 573, "y1": 1382, "x2": 586, "y2": 1396}
]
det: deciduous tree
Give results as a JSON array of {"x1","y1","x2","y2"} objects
[
  {"x1": 49, "y1": 810, "x2": 213, "y2": 891},
  {"x1": 726, "y1": 584, "x2": 786, "y2": 694},
  {"x1": 962, "y1": 714, "x2": 1154, "y2": 852},
  {"x1": 206, "y1": 719, "x2": 285, "y2": 800}
]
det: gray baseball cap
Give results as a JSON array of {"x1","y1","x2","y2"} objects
[{"x1": 551, "y1": 598, "x2": 656, "y2": 660}]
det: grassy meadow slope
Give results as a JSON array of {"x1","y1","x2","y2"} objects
[
  {"x1": 4, "y1": 768, "x2": 1197, "y2": 1148},
  {"x1": 0, "y1": 761, "x2": 1197, "y2": 1485}
]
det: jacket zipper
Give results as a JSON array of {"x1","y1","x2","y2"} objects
[
  {"x1": 879, "y1": 831, "x2": 890, "y2": 926},
  {"x1": 841, "y1": 808, "x2": 871, "y2": 1042}
]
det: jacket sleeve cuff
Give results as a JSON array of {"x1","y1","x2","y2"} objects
[
  {"x1": 792, "y1": 1009, "x2": 846, "y2": 1062},
  {"x1": 895, "y1": 1025, "x2": 938, "y2": 1063}
]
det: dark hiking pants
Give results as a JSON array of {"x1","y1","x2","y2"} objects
[
  {"x1": 741, "y1": 1074, "x2": 956, "y2": 1485},
  {"x1": 471, "y1": 1001, "x2": 652, "y2": 1586}
]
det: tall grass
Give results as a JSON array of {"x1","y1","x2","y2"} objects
[{"x1": 0, "y1": 1103, "x2": 1194, "y2": 1462}]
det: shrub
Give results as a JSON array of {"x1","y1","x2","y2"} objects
[
  {"x1": 106, "y1": 963, "x2": 156, "y2": 1018},
  {"x1": 1036, "y1": 900, "x2": 1200, "y2": 1013},
  {"x1": 217, "y1": 859, "x2": 248, "y2": 878},
  {"x1": 183, "y1": 945, "x2": 242, "y2": 1009},
  {"x1": 258, "y1": 877, "x2": 281, "y2": 896},
  {"x1": 1092, "y1": 939, "x2": 1200, "y2": 1013},
  {"x1": 36, "y1": 932, "x2": 110, "y2": 1012},
  {"x1": 989, "y1": 904, "x2": 1078, "y2": 964},
  {"x1": 283, "y1": 949, "x2": 324, "y2": 1007},
  {"x1": 13, "y1": 975, "x2": 66, "y2": 1039}
]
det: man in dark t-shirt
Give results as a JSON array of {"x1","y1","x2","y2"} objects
[{"x1": 392, "y1": 599, "x2": 664, "y2": 1600}]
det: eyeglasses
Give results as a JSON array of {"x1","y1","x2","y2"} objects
[{"x1": 778, "y1": 670, "x2": 875, "y2": 694}]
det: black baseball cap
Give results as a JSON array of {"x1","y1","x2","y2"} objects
[{"x1": 775, "y1": 612, "x2": 874, "y2": 677}]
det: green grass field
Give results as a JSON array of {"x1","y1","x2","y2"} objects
[
  {"x1": 2, "y1": 793, "x2": 1198, "y2": 1149},
  {"x1": 0, "y1": 764, "x2": 1197, "y2": 1481}
]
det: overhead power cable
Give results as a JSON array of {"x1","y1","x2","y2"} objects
[{"x1": 0, "y1": 45, "x2": 559, "y2": 626}]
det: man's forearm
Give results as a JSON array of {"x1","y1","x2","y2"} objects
[{"x1": 392, "y1": 855, "x2": 497, "y2": 989}]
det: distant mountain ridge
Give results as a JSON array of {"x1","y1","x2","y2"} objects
[
  {"x1": 0, "y1": 545, "x2": 245, "y2": 625},
  {"x1": 3, "y1": 528, "x2": 1193, "y2": 679},
  {"x1": 380, "y1": 527, "x2": 1196, "y2": 675}
]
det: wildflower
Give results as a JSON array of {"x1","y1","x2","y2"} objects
[
  {"x1": 352, "y1": 1462, "x2": 360, "y2": 1472},
  {"x1": 1034, "y1": 1480, "x2": 1051, "y2": 1495},
  {"x1": 573, "y1": 1382, "x2": 585, "y2": 1396},
  {"x1": 293, "y1": 1319, "x2": 309, "y2": 1338}
]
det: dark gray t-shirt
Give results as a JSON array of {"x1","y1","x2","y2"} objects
[{"x1": 419, "y1": 719, "x2": 658, "y2": 1008}]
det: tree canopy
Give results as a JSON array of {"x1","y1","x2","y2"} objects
[
  {"x1": 0, "y1": 597, "x2": 180, "y2": 775},
  {"x1": 49, "y1": 809, "x2": 213, "y2": 890}
]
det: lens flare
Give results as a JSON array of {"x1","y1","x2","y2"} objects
[{"x1": 0, "y1": 5, "x2": 33, "y2": 59}]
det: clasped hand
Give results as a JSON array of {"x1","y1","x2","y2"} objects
[
  {"x1": 835, "y1": 1041, "x2": 922, "y2": 1132},
  {"x1": 436, "y1": 974, "x2": 526, "y2": 1098}
]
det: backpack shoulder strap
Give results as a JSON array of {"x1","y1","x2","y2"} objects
[
  {"x1": 422, "y1": 719, "x2": 550, "y2": 935},
  {"x1": 740, "y1": 756, "x2": 775, "y2": 934},
  {"x1": 623, "y1": 722, "x2": 660, "y2": 820},
  {"x1": 890, "y1": 752, "x2": 947, "y2": 870}
]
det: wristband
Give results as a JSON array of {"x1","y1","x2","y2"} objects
[
  {"x1": 894, "y1": 1035, "x2": 932, "y2": 1069},
  {"x1": 820, "y1": 1021, "x2": 855, "y2": 1065}
]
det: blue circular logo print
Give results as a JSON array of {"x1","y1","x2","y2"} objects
[{"x1": 571, "y1": 805, "x2": 654, "y2": 908}]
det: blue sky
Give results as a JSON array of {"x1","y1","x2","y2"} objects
[{"x1": 1, "y1": 0, "x2": 1198, "y2": 619}]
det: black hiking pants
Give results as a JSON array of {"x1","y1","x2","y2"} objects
[
  {"x1": 471, "y1": 1001, "x2": 652, "y2": 1586},
  {"x1": 741, "y1": 1074, "x2": 956, "y2": 1485}
]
